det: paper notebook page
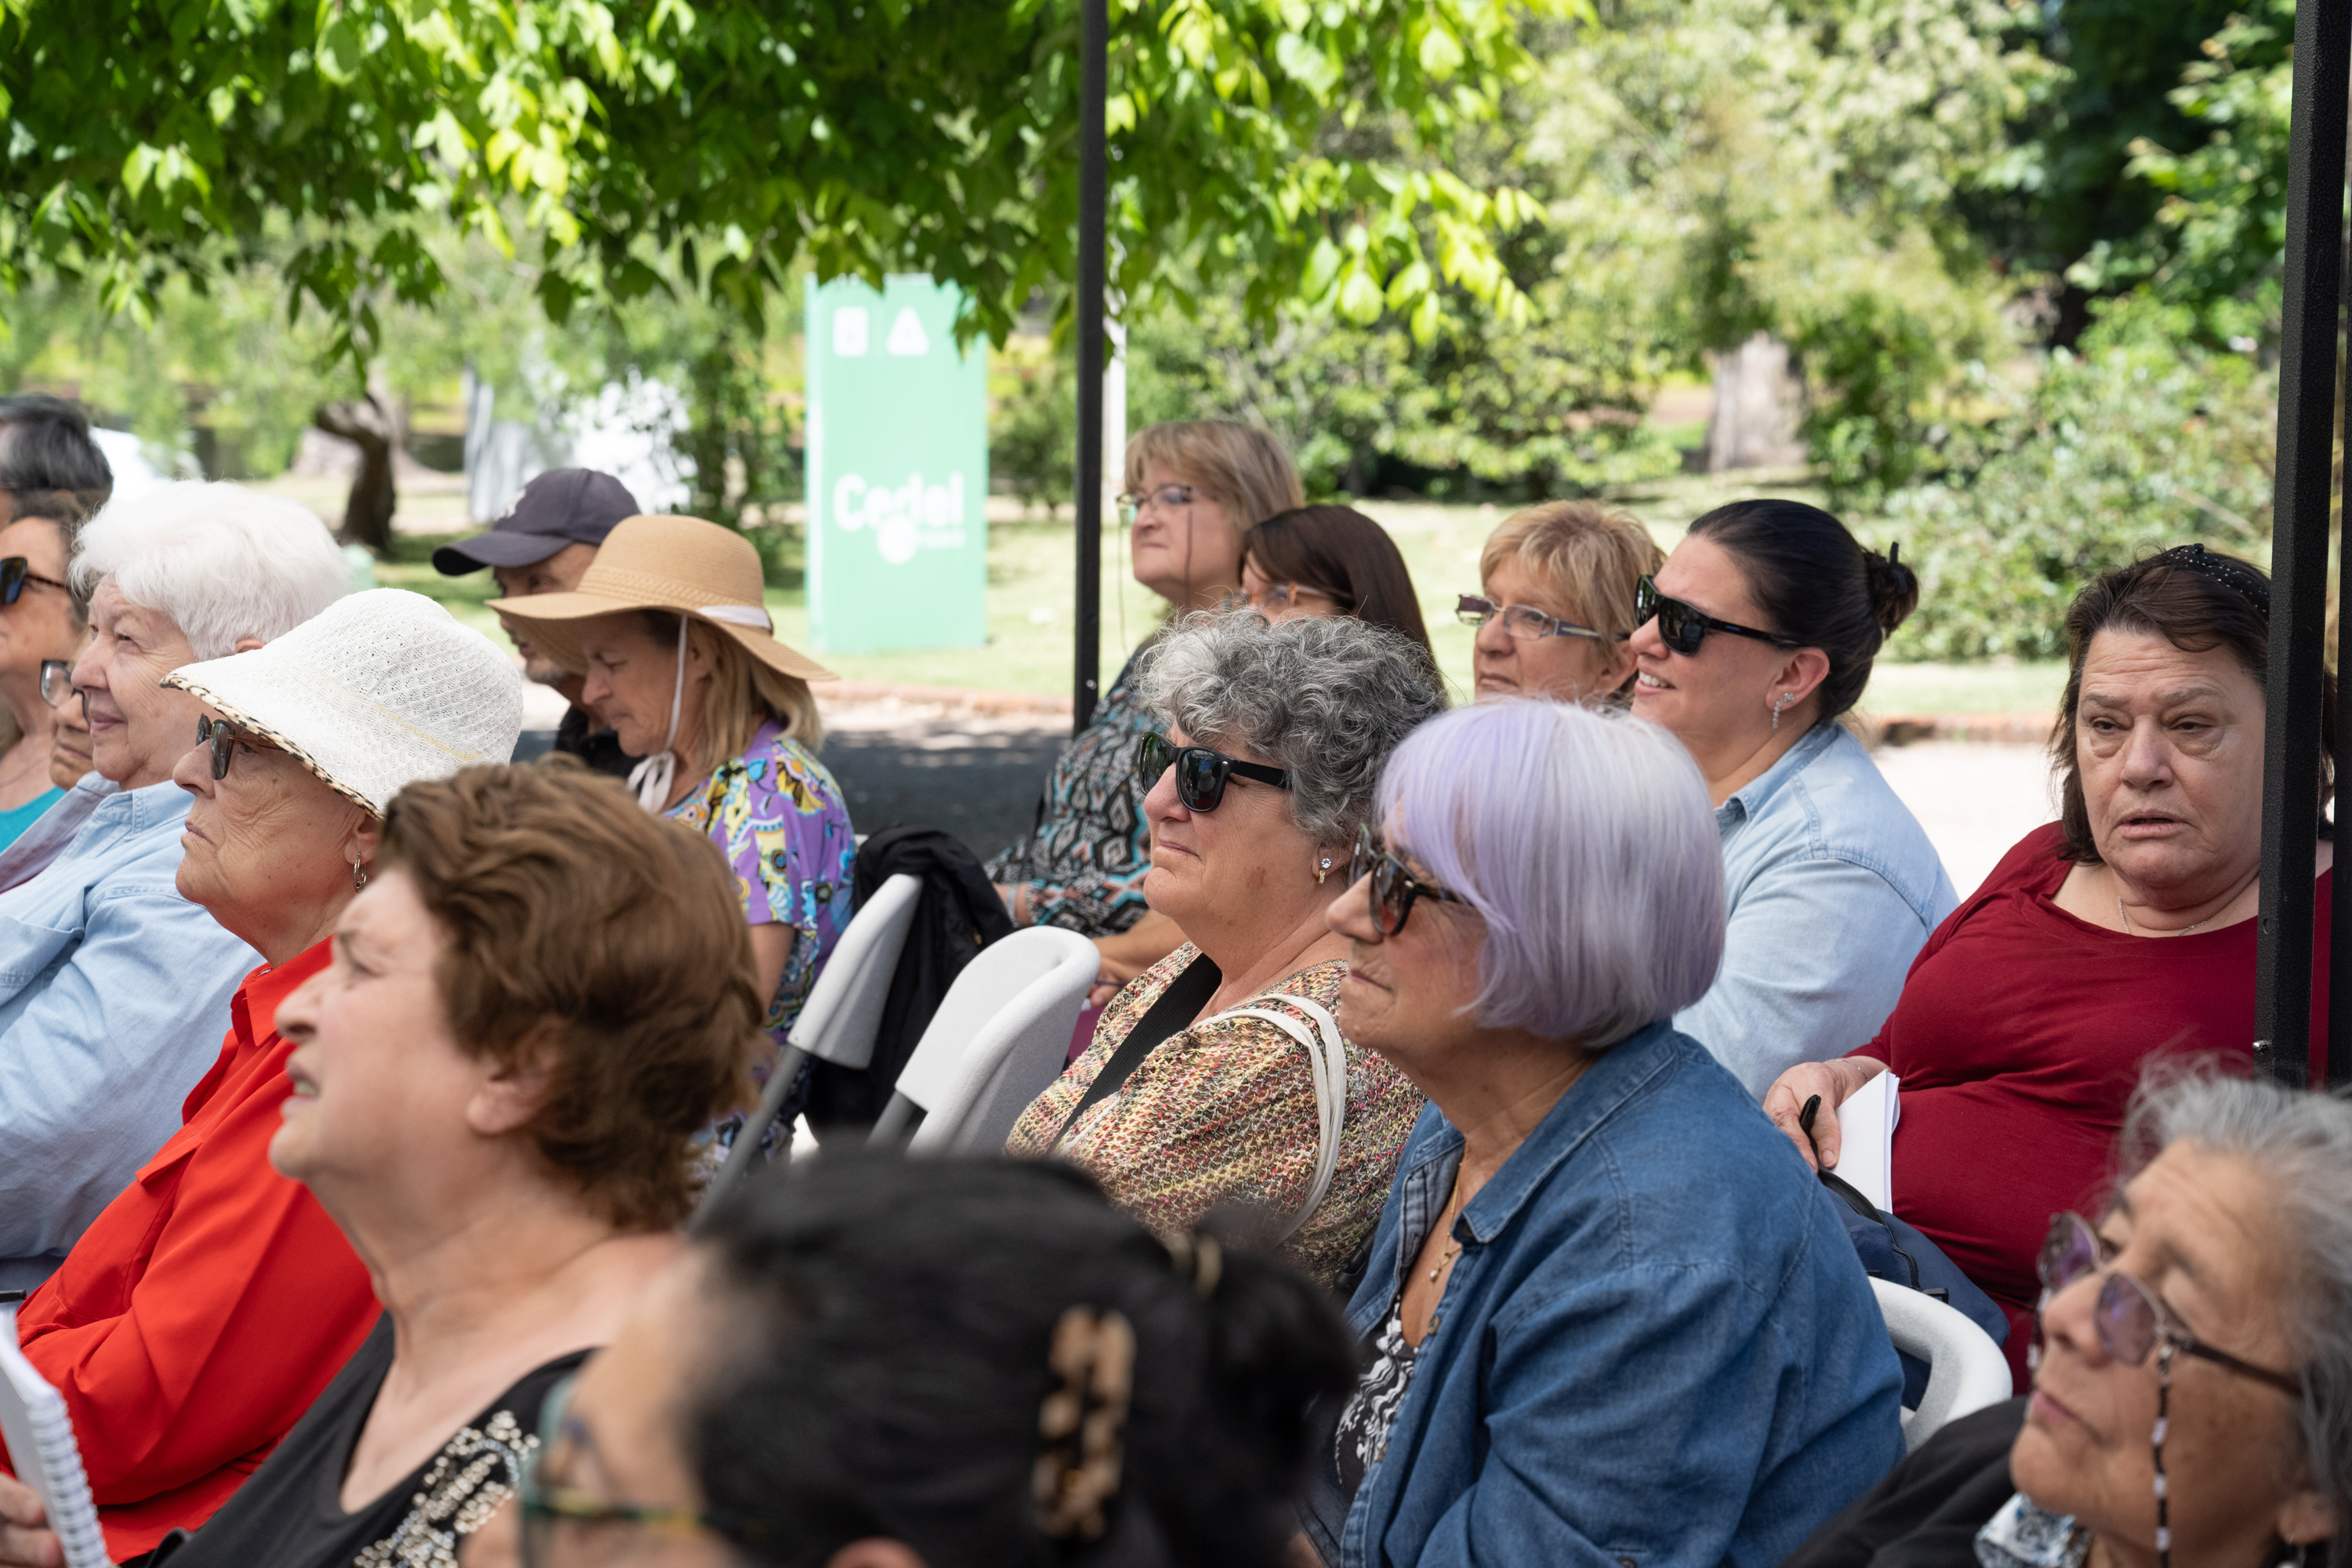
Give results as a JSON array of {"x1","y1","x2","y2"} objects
[
  {"x1": 1833, "y1": 1072, "x2": 1900, "y2": 1214},
  {"x1": 0, "y1": 1308, "x2": 111, "y2": 1568}
]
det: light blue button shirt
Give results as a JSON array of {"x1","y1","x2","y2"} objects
[
  {"x1": 1675, "y1": 723, "x2": 1957, "y2": 1098},
  {"x1": 0, "y1": 778, "x2": 263, "y2": 1294}
]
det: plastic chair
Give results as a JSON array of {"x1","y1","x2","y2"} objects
[
  {"x1": 871, "y1": 925, "x2": 1098, "y2": 1154},
  {"x1": 698, "y1": 873, "x2": 924, "y2": 1217},
  {"x1": 1871, "y1": 1278, "x2": 2013, "y2": 1452}
]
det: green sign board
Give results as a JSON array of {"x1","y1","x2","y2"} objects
[{"x1": 805, "y1": 275, "x2": 989, "y2": 653}]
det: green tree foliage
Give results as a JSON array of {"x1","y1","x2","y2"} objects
[
  {"x1": 0, "y1": 0, "x2": 1571, "y2": 364},
  {"x1": 1886, "y1": 295, "x2": 2274, "y2": 660}
]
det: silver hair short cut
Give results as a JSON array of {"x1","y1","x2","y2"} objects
[
  {"x1": 1140, "y1": 609, "x2": 1448, "y2": 848},
  {"x1": 1380, "y1": 699, "x2": 1724, "y2": 1046},
  {"x1": 2120, "y1": 1064, "x2": 2352, "y2": 1536},
  {"x1": 72, "y1": 481, "x2": 349, "y2": 658}
]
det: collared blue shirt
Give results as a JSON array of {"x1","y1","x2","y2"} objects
[
  {"x1": 1300, "y1": 1020, "x2": 1906, "y2": 1568},
  {"x1": 1675, "y1": 723, "x2": 1956, "y2": 1098},
  {"x1": 0, "y1": 778, "x2": 263, "y2": 1293}
]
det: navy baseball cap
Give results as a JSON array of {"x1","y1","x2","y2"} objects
[{"x1": 431, "y1": 468, "x2": 642, "y2": 575}]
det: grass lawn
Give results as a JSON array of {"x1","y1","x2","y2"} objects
[{"x1": 344, "y1": 472, "x2": 2063, "y2": 720}]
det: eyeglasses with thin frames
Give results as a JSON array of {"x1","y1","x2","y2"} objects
[
  {"x1": 1635, "y1": 575, "x2": 1799, "y2": 655},
  {"x1": 1116, "y1": 484, "x2": 1196, "y2": 528},
  {"x1": 1229, "y1": 581, "x2": 1338, "y2": 615},
  {"x1": 518, "y1": 1373, "x2": 765, "y2": 1567},
  {"x1": 1456, "y1": 593, "x2": 1610, "y2": 644},
  {"x1": 38, "y1": 660, "x2": 74, "y2": 710}
]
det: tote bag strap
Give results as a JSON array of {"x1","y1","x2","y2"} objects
[{"x1": 1214, "y1": 993, "x2": 1347, "y2": 1244}]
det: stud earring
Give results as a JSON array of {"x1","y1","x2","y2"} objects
[
  {"x1": 1771, "y1": 691, "x2": 1795, "y2": 733},
  {"x1": 1316, "y1": 856, "x2": 1332, "y2": 886}
]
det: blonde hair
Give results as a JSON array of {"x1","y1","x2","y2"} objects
[
  {"x1": 1480, "y1": 501, "x2": 1664, "y2": 647},
  {"x1": 1123, "y1": 422, "x2": 1305, "y2": 535},
  {"x1": 649, "y1": 612, "x2": 823, "y2": 777}
]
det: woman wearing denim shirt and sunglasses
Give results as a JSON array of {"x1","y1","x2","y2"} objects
[
  {"x1": 1007, "y1": 612, "x2": 1443, "y2": 1290},
  {"x1": 1786, "y1": 1064, "x2": 2349, "y2": 1568},
  {"x1": 1628, "y1": 499, "x2": 1955, "y2": 1098},
  {"x1": 1294, "y1": 698, "x2": 1903, "y2": 1568}
]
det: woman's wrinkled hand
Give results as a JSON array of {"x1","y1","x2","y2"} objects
[
  {"x1": 1762, "y1": 1057, "x2": 1889, "y2": 1174},
  {"x1": 0, "y1": 1474, "x2": 65, "y2": 1568}
]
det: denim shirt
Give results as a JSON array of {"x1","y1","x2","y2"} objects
[
  {"x1": 1675, "y1": 724, "x2": 1956, "y2": 1098},
  {"x1": 1300, "y1": 1020, "x2": 1905, "y2": 1568},
  {"x1": 0, "y1": 779, "x2": 263, "y2": 1293}
]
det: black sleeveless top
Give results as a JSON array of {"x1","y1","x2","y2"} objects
[{"x1": 151, "y1": 1314, "x2": 588, "y2": 1568}]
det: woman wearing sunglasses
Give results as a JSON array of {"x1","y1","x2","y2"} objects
[
  {"x1": 1786, "y1": 1064, "x2": 2349, "y2": 1568},
  {"x1": 1628, "y1": 497, "x2": 1952, "y2": 1098},
  {"x1": 1294, "y1": 697, "x2": 1904, "y2": 1568},
  {"x1": 0, "y1": 493, "x2": 92, "y2": 850},
  {"x1": 1007, "y1": 612, "x2": 1444, "y2": 1290},
  {"x1": 1459, "y1": 499, "x2": 1663, "y2": 704}
]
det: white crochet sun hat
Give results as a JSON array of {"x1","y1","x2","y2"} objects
[{"x1": 162, "y1": 588, "x2": 525, "y2": 817}]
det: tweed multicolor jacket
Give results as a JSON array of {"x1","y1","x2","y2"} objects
[{"x1": 1007, "y1": 943, "x2": 1425, "y2": 1288}]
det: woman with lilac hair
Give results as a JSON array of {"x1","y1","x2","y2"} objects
[{"x1": 1296, "y1": 697, "x2": 1905, "y2": 1568}]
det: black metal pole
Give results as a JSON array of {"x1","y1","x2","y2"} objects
[
  {"x1": 2336, "y1": 220, "x2": 2352, "y2": 1090},
  {"x1": 1072, "y1": 0, "x2": 1108, "y2": 735},
  {"x1": 2254, "y1": 0, "x2": 2350, "y2": 1088}
]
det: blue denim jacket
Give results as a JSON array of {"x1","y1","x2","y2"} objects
[
  {"x1": 0, "y1": 779, "x2": 263, "y2": 1293},
  {"x1": 1675, "y1": 724, "x2": 1955, "y2": 1098},
  {"x1": 1300, "y1": 1020, "x2": 1905, "y2": 1568}
]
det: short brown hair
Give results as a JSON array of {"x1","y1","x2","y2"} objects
[
  {"x1": 1123, "y1": 422, "x2": 1305, "y2": 535},
  {"x1": 2051, "y1": 547, "x2": 2332, "y2": 864},
  {"x1": 379, "y1": 758, "x2": 762, "y2": 1229}
]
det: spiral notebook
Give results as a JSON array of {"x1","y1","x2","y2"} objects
[{"x1": 0, "y1": 1307, "x2": 109, "y2": 1568}]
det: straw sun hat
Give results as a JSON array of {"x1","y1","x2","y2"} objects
[
  {"x1": 485, "y1": 514, "x2": 834, "y2": 685},
  {"x1": 162, "y1": 588, "x2": 526, "y2": 818}
]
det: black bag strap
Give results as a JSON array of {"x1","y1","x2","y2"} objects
[{"x1": 1051, "y1": 954, "x2": 1223, "y2": 1149}]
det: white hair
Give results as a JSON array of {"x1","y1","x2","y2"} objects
[{"x1": 72, "y1": 481, "x2": 350, "y2": 656}]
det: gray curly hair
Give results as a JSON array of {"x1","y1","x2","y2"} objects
[
  {"x1": 2121, "y1": 1063, "x2": 2352, "y2": 1537},
  {"x1": 1139, "y1": 610, "x2": 1449, "y2": 848}
]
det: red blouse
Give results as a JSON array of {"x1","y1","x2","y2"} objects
[
  {"x1": 1853, "y1": 822, "x2": 2330, "y2": 1389},
  {"x1": 0, "y1": 940, "x2": 379, "y2": 1559}
]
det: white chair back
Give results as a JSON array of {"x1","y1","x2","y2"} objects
[
  {"x1": 883, "y1": 926, "x2": 1098, "y2": 1154},
  {"x1": 1871, "y1": 1278, "x2": 2013, "y2": 1451},
  {"x1": 795, "y1": 873, "x2": 924, "y2": 1070}
]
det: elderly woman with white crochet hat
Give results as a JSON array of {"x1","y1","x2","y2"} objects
[
  {"x1": 492, "y1": 514, "x2": 855, "y2": 1152},
  {"x1": 0, "y1": 588, "x2": 522, "y2": 1564}
]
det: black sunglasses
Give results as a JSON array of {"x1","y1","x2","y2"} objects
[
  {"x1": 1135, "y1": 731, "x2": 1290, "y2": 812},
  {"x1": 1350, "y1": 823, "x2": 1466, "y2": 935},
  {"x1": 1635, "y1": 575, "x2": 1799, "y2": 655},
  {"x1": 0, "y1": 557, "x2": 70, "y2": 608},
  {"x1": 195, "y1": 715, "x2": 276, "y2": 781}
]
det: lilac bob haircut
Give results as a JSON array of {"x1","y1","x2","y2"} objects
[{"x1": 1378, "y1": 699, "x2": 1726, "y2": 1046}]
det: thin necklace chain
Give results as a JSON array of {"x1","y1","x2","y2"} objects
[{"x1": 2115, "y1": 869, "x2": 2259, "y2": 938}]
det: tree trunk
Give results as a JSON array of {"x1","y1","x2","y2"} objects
[
  {"x1": 313, "y1": 394, "x2": 397, "y2": 557},
  {"x1": 1703, "y1": 332, "x2": 1807, "y2": 473}
]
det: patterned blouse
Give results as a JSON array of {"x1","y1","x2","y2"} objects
[
  {"x1": 667, "y1": 718, "x2": 857, "y2": 1153},
  {"x1": 1006, "y1": 944, "x2": 1425, "y2": 1289},
  {"x1": 985, "y1": 644, "x2": 1157, "y2": 935}
]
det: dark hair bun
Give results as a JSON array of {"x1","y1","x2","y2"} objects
[{"x1": 1866, "y1": 543, "x2": 1920, "y2": 635}]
